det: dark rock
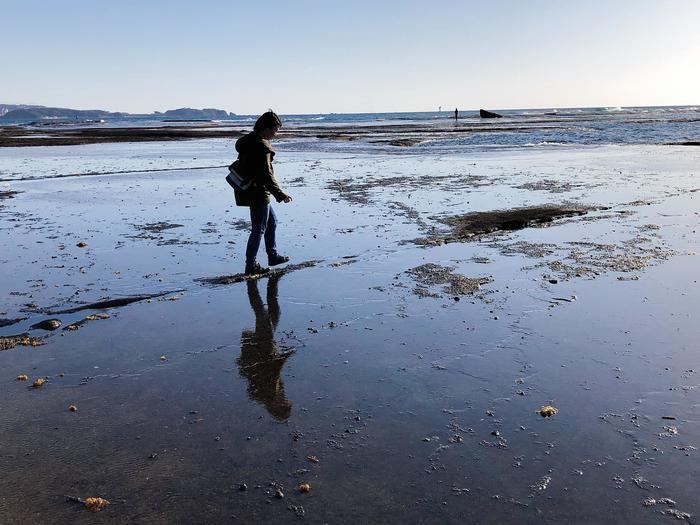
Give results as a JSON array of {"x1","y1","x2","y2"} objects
[
  {"x1": 480, "y1": 109, "x2": 503, "y2": 118},
  {"x1": 30, "y1": 319, "x2": 62, "y2": 331},
  {"x1": 0, "y1": 317, "x2": 26, "y2": 328}
]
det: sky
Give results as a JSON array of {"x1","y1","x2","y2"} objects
[{"x1": 2, "y1": 0, "x2": 699, "y2": 114}]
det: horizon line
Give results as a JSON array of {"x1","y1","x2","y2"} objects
[{"x1": 2, "y1": 101, "x2": 699, "y2": 117}]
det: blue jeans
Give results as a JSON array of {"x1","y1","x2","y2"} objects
[{"x1": 246, "y1": 204, "x2": 277, "y2": 265}]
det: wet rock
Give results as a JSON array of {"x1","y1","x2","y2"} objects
[
  {"x1": 51, "y1": 292, "x2": 179, "y2": 314},
  {"x1": 0, "y1": 317, "x2": 26, "y2": 328},
  {"x1": 274, "y1": 488, "x2": 284, "y2": 499},
  {"x1": 68, "y1": 405, "x2": 77, "y2": 412},
  {"x1": 480, "y1": 109, "x2": 503, "y2": 118},
  {"x1": 16, "y1": 374, "x2": 28, "y2": 381},
  {"x1": 30, "y1": 318, "x2": 62, "y2": 331},
  {"x1": 32, "y1": 378, "x2": 46, "y2": 388},
  {"x1": 196, "y1": 260, "x2": 320, "y2": 286},
  {"x1": 76, "y1": 241, "x2": 88, "y2": 248},
  {"x1": 298, "y1": 483, "x2": 311, "y2": 494},
  {"x1": 63, "y1": 313, "x2": 110, "y2": 331},
  {"x1": 239, "y1": 483, "x2": 248, "y2": 491}
]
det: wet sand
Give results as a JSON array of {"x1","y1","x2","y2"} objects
[{"x1": 1, "y1": 143, "x2": 699, "y2": 523}]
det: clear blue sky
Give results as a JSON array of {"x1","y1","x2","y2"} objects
[{"x1": 3, "y1": 0, "x2": 699, "y2": 114}]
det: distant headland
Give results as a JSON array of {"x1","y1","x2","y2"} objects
[{"x1": 0, "y1": 104, "x2": 236, "y2": 122}]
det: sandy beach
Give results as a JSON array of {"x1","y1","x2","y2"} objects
[{"x1": 1, "y1": 134, "x2": 699, "y2": 523}]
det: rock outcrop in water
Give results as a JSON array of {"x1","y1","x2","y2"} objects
[{"x1": 480, "y1": 109, "x2": 503, "y2": 118}]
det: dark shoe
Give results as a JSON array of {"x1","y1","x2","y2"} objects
[
  {"x1": 245, "y1": 261, "x2": 269, "y2": 276},
  {"x1": 268, "y1": 253, "x2": 290, "y2": 267}
]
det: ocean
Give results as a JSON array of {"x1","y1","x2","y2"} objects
[
  {"x1": 1, "y1": 105, "x2": 698, "y2": 181},
  {"x1": 4, "y1": 105, "x2": 699, "y2": 151}
]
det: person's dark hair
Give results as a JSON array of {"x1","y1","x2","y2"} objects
[{"x1": 254, "y1": 110, "x2": 282, "y2": 133}]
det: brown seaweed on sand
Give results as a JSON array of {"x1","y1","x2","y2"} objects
[
  {"x1": 0, "y1": 333, "x2": 44, "y2": 351},
  {"x1": 406, "y1": 263, "x2": 491, "y2": 298},
  {"x1": 414, "y1": 204, "x2": 598, "y2": 246}
]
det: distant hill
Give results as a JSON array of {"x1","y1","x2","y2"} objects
[
  {"x1": 0, "y1": 104, "x2": 236, "y2": 122},
  {"x1": 1, "y1": 109, "x2": 43, "y2": 120},
  {"x1": 160, "y1": 108, "x2": 234, "y2": 119},
  {"x1": 0, "y1": 104, "x2": 122, "y2": 122}
]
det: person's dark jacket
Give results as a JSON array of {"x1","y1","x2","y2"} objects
[{"x1": 231, "y1": 132, "x2": 287, "y2": 207}]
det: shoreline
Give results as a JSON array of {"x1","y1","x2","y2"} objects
[{"x1": 1, "y1": 142, "x2": 698, "y2": 523}]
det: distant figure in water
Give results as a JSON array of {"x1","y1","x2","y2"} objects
[
  {"x1": 231, "y1": 110, "x2": 292, "y2": 275},
  {"x1": 237, "y1": 274, "x2": 292, "y2": 421},
  {"x1": 454, "y1": 108, "x2": 458, "y2": 121}
]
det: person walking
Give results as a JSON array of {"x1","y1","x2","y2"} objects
[{"x1": 230, "y1": 110, "x2": 292, "y2": 275}]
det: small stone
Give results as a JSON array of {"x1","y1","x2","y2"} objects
[
  {"x1": 239, "y1": 483, "x2": 248, "y2": 491},
  {"x1": 306, "y1": 455, "x2": 320, "y2": 463},
  {"x1": 548, "y1": 279, "x2": 558, "y2": 284},
  {"x1": 491, "y1": 430, "x2": 500, "y2": 437},
  {"x1": 275, "y1": 488, "x2": 284, "y2": 499},
  {"x1": 32, "y1": 378, "x2": 46, "y2": 388},
  {"x1": 16, "y1": 374, "x2": 28, "y2": 381},
  {"x1": 298, "y1": 483, "x2": 311, "y2": 494},
  {"x1": 68, "y1": 405, "x2": 77, "y2": 412},
  {"x1": 160, "y1": 355, "x2": 167, "y2": 361},
  {"x1": 76, "y1": 241, "x2": 88, "y2": 248}
]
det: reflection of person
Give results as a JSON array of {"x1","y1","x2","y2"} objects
[
  {"x1": 232, "y1": 110, "x2": 293, "y2": 276},
  {"x1": 237, "y1": 274, "x2": 292, "y2": 421}
]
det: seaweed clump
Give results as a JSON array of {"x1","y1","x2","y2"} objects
[
  {"x1": 0, "y1": 334, "x2": 44, "y2": 351},
  {"x1": 415, "y1": 205, "x2": 598, "y2": 246}
]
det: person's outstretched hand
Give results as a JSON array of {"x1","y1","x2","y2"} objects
[{"x1": 282, "y1": 195, "x2": 293, "y2": 203}]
